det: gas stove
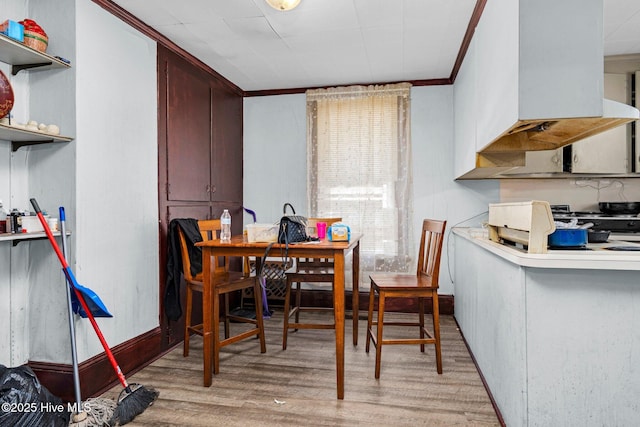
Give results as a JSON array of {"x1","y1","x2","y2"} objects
[{"x1": 551, "y1": 205, "x2": 640, "y2": 233}]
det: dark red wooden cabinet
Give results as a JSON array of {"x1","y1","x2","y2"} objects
[
  {"x1": 158, "y1": 46, "x2": 244, "y2": 349},
  {"x1": 166, "y1": 57, "x2": 212, "y2": 203}
]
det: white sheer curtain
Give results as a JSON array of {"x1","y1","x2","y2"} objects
[{"x1": 306, "y1": 83, "x2": 413, "y2": 290}]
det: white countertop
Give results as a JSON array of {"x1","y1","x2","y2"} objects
[{"x1": 453, "y1": 227, "x2": 640, "y2": 270}]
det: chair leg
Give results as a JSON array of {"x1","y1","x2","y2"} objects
[
  {"x1": 374, "y1": 291, "x2": 385, "y2": 379},
  {"x1": 294, "y1": 281, "x2": 302, "y2": 325},
  {"x1": 432, "y1": 291, "x2": 442, "y2": 374},
  {"x1": 183, "y1": 284, "x2": 193, "y2": 357},
  {"x1": 283, "y1": 276, "x2": 292, "y2": 350},
  {"x1": 223, "y1": 293, "x2": 230, "y2": 340},
  {"x1": 352, "y1": 279, "x2": 358, "y2": 347},
  {"x1": 419, "y1": 297, "x2": 425, "y2": 353},
  {"x1": 366, "y1": 286, "x2": 375, "y2": 353},
  {"x1": 253, "y1": 279, "x2": 267, "y2": 353},
  {"x1": 213, "y1": 290, "x2": 221, "y2": 375}
]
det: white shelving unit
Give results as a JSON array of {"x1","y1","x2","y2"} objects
[
  {"x1": 0, "y1": 33, "x2": 70, "y2": 75},
  {"x1": 0, "y1": 230, "x2": 71, "y2": 246},
  {"x1": 0, "y1": 33, "x2": 74, "y2": 151},
  {"x1": 0, "y1": 33, "x2": 73, "y2": 242},
  {"x1": 0, "y1": 122, "x2": 73, "y2": 150}
]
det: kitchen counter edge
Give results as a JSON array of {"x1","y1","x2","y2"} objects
[{"x1": 452, "y1": 227, "x2": 640, "y2": 271}]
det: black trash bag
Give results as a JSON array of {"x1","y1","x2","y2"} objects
[{"x1": 0, "y1": 364, "x2": 70, "y2": 427}]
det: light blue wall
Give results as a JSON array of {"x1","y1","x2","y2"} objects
[
  {"x1": 1, "y1": 0, "x2": 158, "y2": 366},
  {"x1": 243, "y1": 94, "x2": 308, "y2": 224},
  {"x1": 243, "y1": 86, "x2": 500, "y2": 294},
  {"x1": 71, "y1": 0, "x2": 159, "y2": 361}
]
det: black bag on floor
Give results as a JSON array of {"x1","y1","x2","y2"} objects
[{"x1": 0, "y1": 364, "x2": 70, "y2": 427}]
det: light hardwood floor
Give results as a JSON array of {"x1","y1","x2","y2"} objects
[{"x1": 102, "y1": 310, "x2": 500, "y2": 426}]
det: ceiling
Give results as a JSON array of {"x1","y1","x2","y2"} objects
[{"x1": 111, "y1": 0, "x2": 640, "y2": 92}]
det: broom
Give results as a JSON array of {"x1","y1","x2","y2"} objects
[{"x1": 30, "y1": 199, "x2": 158, "y2": 425}]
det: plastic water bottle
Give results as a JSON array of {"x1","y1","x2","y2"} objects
[{"x1": 220, "y1": 209, "x2": 231, "y2": 242}]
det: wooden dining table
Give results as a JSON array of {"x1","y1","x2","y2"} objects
[{"x1": 196, "y1": 233, "x2": 362, "y2": 399}]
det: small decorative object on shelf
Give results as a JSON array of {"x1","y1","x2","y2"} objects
[
  {"x1": 0, "y1": 20, "x2": 24, "y2": 42},
  {"x1": 19, "y1": 19, "x2": 47, "y2": 52},
  {"x1": 0, "y1": 116, "x2": 62, "y2": 136},
  {"x1": 46, "y1": 124, "x2": 59, "y2": 135},
  {"x1": 0, "y1": 69, "x2": 13, "y2": 119}
]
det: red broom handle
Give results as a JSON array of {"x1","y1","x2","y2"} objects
[
  {"x1": 35, "y1": 209, "x2": 70, "y2": 269},
  {"x1": 67, "y1": 272, "x2": 129, "y2": 389},
  {"x1": 31, "y1": 200, "x2": 129, "y2": 389}
]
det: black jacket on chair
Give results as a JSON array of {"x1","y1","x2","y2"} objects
[{"x1": 165, "y1": 218, "x2": 202, "y2": 321}]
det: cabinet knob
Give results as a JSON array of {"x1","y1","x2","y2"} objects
[
  {"x1": 205, "y1": 184, "x2": 211, "y2": 193},
  {"x1": 573, "y1": 155, "x2": 579, "y2": 164},
  {"x1": 211, "y1": 185, "x2": 216, "y2": 194}
]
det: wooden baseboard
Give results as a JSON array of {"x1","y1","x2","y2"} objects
[
  {"x1": 269, "y1": 290, "x2": 455, "y2": 315},
  {"x1": 29, "y1": 327, "x2": 163, "y2": 403}
]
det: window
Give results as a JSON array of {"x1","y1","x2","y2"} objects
[{"x1": 306, "y1": 83, "x2": 413, "y2": 289}]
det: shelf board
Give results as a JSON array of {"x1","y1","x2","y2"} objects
[
  {"x1": 0, "y1": 34, "x2": 71, "y2": 74},
  {"x1": 1, "y1": 230, "x2": 71, "y2": 246},
  {"x1": 0, "y1": 123, "x2": 73, "y2": 150}
]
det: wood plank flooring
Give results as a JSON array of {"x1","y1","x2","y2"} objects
[{"x1": 101, "y1": 310, "x2": 500, "y2": 426}]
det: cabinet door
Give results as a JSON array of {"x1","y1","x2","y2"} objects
[
  {"x1": 158, "y1": 46, "x2": 245, "y2": 351},
  {"x1": 636, "y1": 71, "x2": 640, "y2": 173},
  {"x1": 211, "y1": 85, "x2": 243, "y2": 203},
  {"x1": 166, "y1": 60, "x2": 212, "y2": 202},
  {"x1": 571, "y1": 73, "x2": 630, "y2": 173},
  {"x1": 501, "y1": 149, "x2": 562, "y2": 175},
  {"x1": 453, "y1": 36, "x2": 478, "y2": 178}
]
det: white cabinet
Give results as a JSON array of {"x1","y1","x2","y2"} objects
[
  {"x1": 454, "y1": 0, "x2": 522, "y2": 179},
  {"x1": 453, "y1": 231, "x2": 640, "y2": 427},
  {"x1": 501, "y1": 73, "x2": 632, "y2": 176},
  {"x1": 507, "y1": 150, "x2": 563, "y2": 175},
  {"x1": 474, "y1": 0, "x2": 519, "y2": 152},
  {"x1": 453, "y1": 4, "x2": 523, "y2": 179},
  {"x1": 475, "y1": 0, "x2": 604, "y2": 149},
  {"x1": 454, "y1": 0, "x2": 610, "y2": 179},
  {"x1": 570, "y1": 73, "x2": 630, "y2": 173},
  {"x1": 453, "y1": 36, "x2": 478, "y2": 179}
]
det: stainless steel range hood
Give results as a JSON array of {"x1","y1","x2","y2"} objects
[{"x1": 476, "y1": 99, "x2": 640, "y2": 168}]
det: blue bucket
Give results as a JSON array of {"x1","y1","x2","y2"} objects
[{"x1": 548, "y1": 229, "x2": 588, "y2": 247}]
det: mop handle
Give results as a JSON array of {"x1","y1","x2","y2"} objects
[
  {"x1": 59, "y1": 207, "x2": 83, "y2": 411},
  {"x1": 30, "y1": 199, "x2": 129, "y2": 389}
]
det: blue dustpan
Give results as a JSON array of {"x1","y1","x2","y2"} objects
[
  {"x1": 58, "y1": 207, "x2": 112, "y2": 318},
  {"x1": 62, "y1": 266, "x2": 112, "y2": 318},
  {"x1": 30, "y1": 198, "x2": 112, "y2": 318}
]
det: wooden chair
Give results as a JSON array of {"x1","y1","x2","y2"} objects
[
  {"x1": 179, "y1": 219, "x2": 266, "y2": 368},
  {"x1": 282, "y1": 217, "x2": 344, "y2": 349},
  {"x1": 366, "y1": 219, "x2": 447, "y2": 378}
]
